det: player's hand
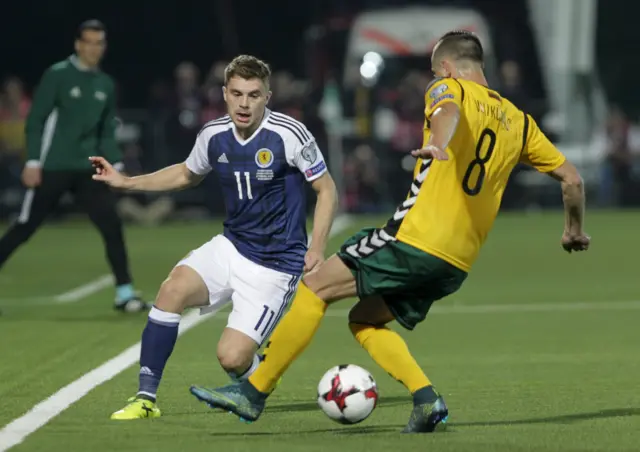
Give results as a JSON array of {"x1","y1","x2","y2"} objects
[
  {"x1": 21, "y1": 166, "x2": 41, "y2": 188},
  {"x1": 304, "y1": 248, "x2": 324, "y2": 273},
  {"x1": 561, "y1": 231, "x2": 591, "y2": 253},
  {"x1": 89, "y1": 156, "x2": 128, "y2": 188},
  {"x1": 411, "y1": 145, "x2": 449, "y2": 161}
]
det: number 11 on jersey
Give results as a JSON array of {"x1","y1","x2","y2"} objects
[{"x1": 234, "y1": 171, "x2": 253, "y2": 200}]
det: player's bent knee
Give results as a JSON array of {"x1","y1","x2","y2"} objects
[
  {"x1": 217, "y1": 343, "x2": 255, "y2": 373},
  {"x1": 155, "y1": 280, "x2": 189, "y2": 313},
  {"x1": 302, "y1": 256, "x2": 357, "y2": 303},
  {"x1": 348, "y1": 296, "x2": 395, "y2": 326},
  {"x1": 217, "y1": 349, "x2": 253, "y2": 374},
  {"x1": 302, "y1": 272, "x2": 324, "y2": 296},
  {"x1": 348, "y1": 306, "x2": 361, "y2": 324},
  {"x1": 348, "y1": 306, "x2": 374, "y2": 325},
  {"x1": 155, "y1": 266, "x2": 208, "y2": 313},
  {"x1": 217, "y1": 328, "x2": 258, "y2": 373}
]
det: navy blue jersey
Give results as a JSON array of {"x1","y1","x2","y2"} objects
[{"x1": 185, "y1": 109, "x2": 328, "y2": 275}]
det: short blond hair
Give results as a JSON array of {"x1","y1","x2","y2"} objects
[
  {"x1": 433, "y1": 30, "x2": 484, "y2": 65},
  {"x1": 224, "y1": 55, "x2": 271, "y2": 86}
]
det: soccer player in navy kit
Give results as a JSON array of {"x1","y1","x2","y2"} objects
[{"x1": 90, "y1": 55, "x2": 338, "y2": 420}]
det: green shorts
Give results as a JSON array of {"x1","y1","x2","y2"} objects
[{"x1": 337, "y1": 227, "x2": 467, "y2": 330}]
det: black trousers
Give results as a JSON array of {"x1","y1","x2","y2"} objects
[{"x1": 0, "y1": 170, "x2": 132, "y2": 286}]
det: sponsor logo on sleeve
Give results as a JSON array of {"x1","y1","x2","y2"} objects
[
  {"x1": 429, "y1": 94, "x2": 454, "y2": 109},
  {"x1": 429, "y1": 84, "x2": 449, "y2": 98},
  {"x1": 305, "y1": 161, "x2": 326, "y2": 178}
]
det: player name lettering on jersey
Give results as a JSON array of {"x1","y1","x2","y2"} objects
[
  {"x1": 474, "y1": 100, "x2": 512, "y2": 130},
  {"x1": 385, "y1": 77, "x2": 566, "y2": 272}
]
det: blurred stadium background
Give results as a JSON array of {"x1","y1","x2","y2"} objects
[
  {"x1": 2, "y1": 0, "x2": 638, "y2": 220},
  {"x1": 2, "y1": 1, "x2": 640, "y2": 451}
]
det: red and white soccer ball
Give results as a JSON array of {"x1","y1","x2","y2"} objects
[{"x1": 317, "y1": 364, "x2": 378, "y2": 424}]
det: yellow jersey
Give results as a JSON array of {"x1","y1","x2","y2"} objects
[{"x1": 384, "y1": 77, "x2": 566, "y2": 272}]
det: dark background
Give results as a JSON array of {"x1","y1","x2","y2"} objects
[
  {"x1": 2, "y1": 0, "x2": 545, "y2": 107},
  {"x1": 2, "y1": 0, "x2": 639, "y2": 219}
]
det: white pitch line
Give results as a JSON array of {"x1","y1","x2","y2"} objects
[
  {"x1": 0, "y1": 274, "x2": 114, "y2": 305},
  {"x1": 428, "y1": 299, "x2": 640, "y2": 314},
  {"x1": 320, "y1": 299, "x2": 640, "y2": 318},
  {"x1": 202, "y1": 299, "x2": 640, "y2": 320},
  {"x1": 1, "y1": 215, "x2": 356, "y2": 307},
  {"x1": 0, "y1": 214, "x2": 355, "y2": 451},
  {"x1": 54, "y1": 274, "x2": 114, "y2": 304},
  {"x1": 0, "y1": 310, "x2": 208, "y2": 452}
]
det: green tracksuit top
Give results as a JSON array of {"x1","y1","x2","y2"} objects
[{"x1": 25, "y1": 55, "x2": 121, "y2": 171}]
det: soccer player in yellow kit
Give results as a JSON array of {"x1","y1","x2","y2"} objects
[{"x1": 190, "y1": 30, "x2": 591, "y2": 433}]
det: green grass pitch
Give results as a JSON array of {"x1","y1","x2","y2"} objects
[{"x1": 1, "y1": 211, "x2": 640, "y2": 451}]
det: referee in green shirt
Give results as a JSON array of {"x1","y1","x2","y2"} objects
[{"x1": 0, "y1": 20, "x2": 147, "y2": 312}]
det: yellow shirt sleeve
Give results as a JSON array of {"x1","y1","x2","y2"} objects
[
  {"x1": 424, "y1": 78, "x2": 463, "y2": 119},
  {"x1": 519, "y1": 114, "x2": 566, "y2": 172}
]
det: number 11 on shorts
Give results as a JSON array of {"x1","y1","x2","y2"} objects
[{"x1": 254, "y1": 304, "x2": 276, "y2": 337}]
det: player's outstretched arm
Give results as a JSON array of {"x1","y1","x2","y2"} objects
[
  {"x1": 90, "y1": 157, "x2": 204, "y2": 192},
  {"x1": 519, "y1": 114, "x2": 589, "y2": 253},
  {"x1": 548, "y1": 161, "x2": 590, "y2": 253},
  {"x1": 306, "y1": 172, "x2": 339, "y2": 272},
  {"x1": 411, "y1": 103, "x2": 460, "y2": 160}
]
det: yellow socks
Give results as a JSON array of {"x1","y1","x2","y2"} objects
[
  {"x1": 249, "y1": 283, "x2": 327, "y2": 393},
  {"x1": 349, "y1": 323, "x2": 431, "y2": 393},
  {"x1": 248, "y1": 285, "x2": 432, "y2": 396}
]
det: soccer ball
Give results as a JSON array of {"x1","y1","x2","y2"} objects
[{"x1": 317, "y1": 364, "x2": 378, "y2": 424}]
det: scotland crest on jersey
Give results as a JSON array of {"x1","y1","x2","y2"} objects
[{"x1": 184, "y1": 109, "x2": 328, "y2": 275}]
